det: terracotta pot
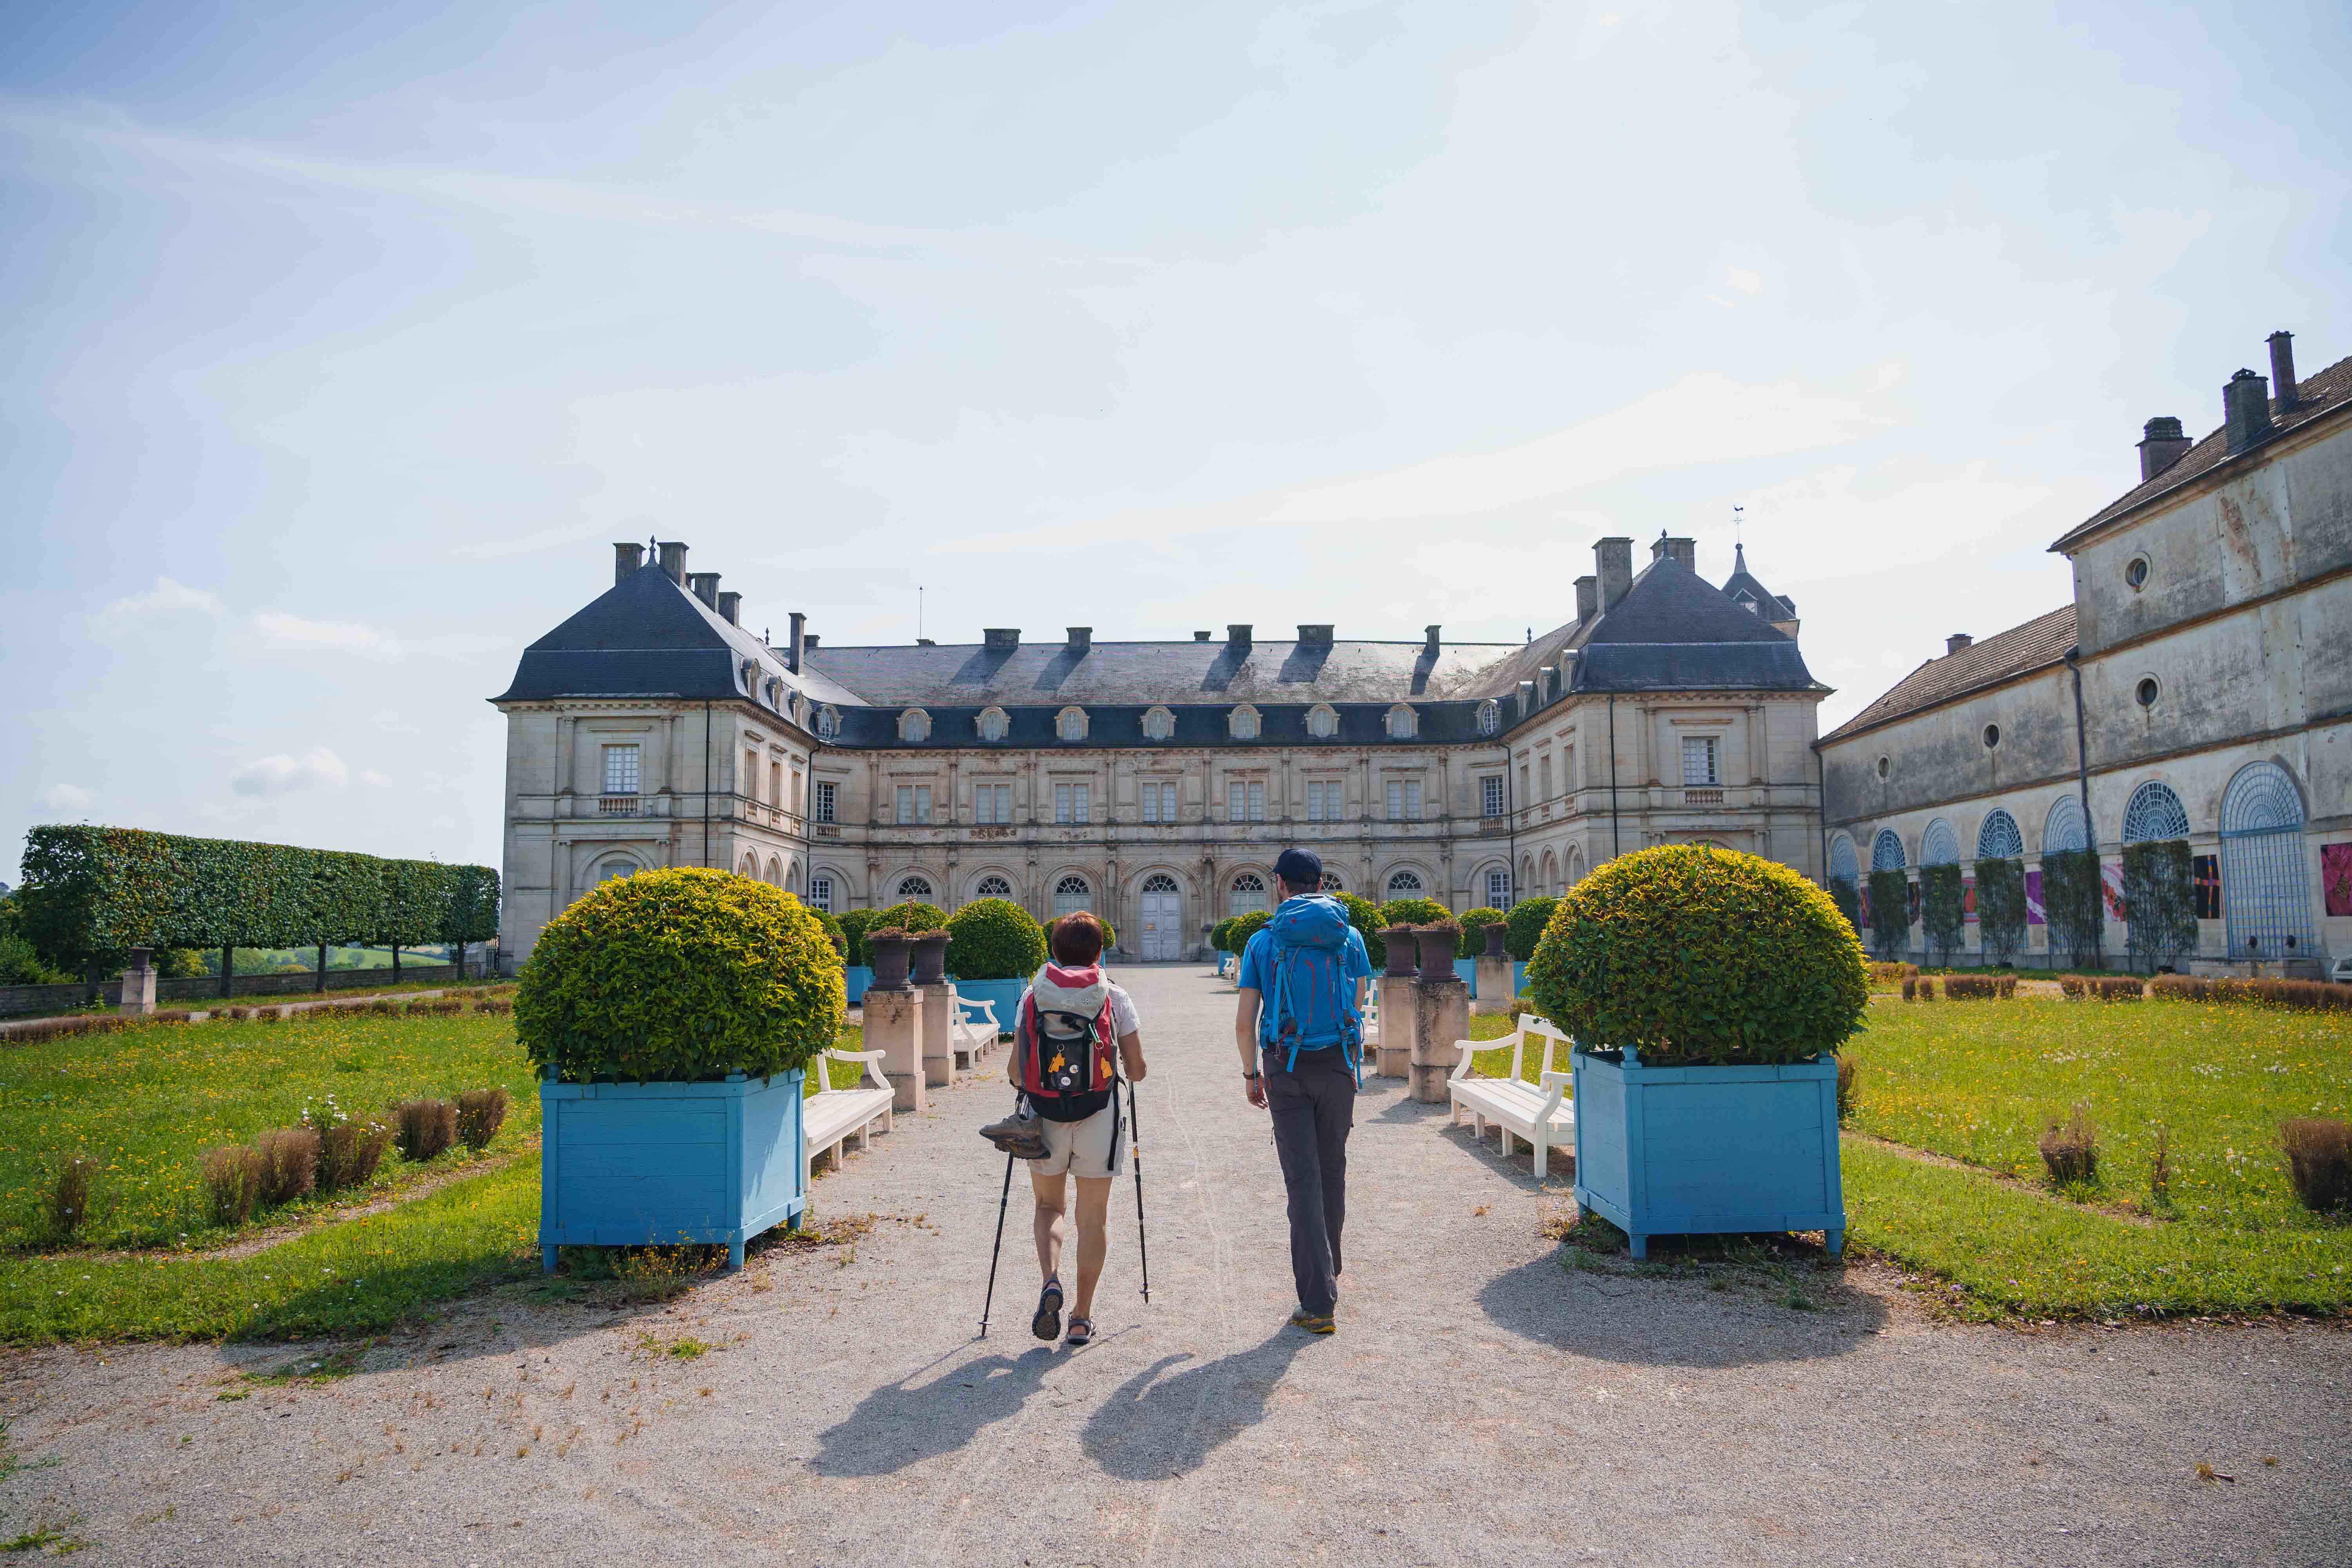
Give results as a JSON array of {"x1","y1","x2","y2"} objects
[
  {"x1": 1415, "y1": 926, "x2": 1461, "y2": 979},
  {"x1": 1483, "y1": 923, "x2": 1508, "y2": 959},
  {"x1": 868, "y1": 934, "x2": 913, "y2": 991},
  {"x1": 910, "y1": 932, "x2": 952, "y2": 987},
  {"x1": 1379, "y1": 927, "x2": 1418, "y2": 978}
]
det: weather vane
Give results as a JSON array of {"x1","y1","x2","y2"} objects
[{"x1": 1733, "y1": 504, "x2": 1744, "y2": 548}]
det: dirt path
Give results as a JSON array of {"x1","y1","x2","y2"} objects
[{"x1": 1, "y1": 964, "x2": 2346, "y2": 1566}]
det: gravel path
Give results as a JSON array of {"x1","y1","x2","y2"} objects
[{"x1": 2, "y1": 964, "x2": 2346, "y2": 1566}]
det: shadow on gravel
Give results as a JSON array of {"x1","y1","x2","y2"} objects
[
  {"x1": 1081, "y1": 1330, "x2": 1312, "y2": 1479},
  {"x1": 807, "y1": 1345, "x2": 1058, "y2": 1477},
  {"x1": 1477, "y1": 1252, "x2": 1887, "y2": 1367}
]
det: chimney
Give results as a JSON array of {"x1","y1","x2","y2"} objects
[
  {"x1": 2223, "y1": 368, "x2": 2274, "y2": 455},
  {"x1": 2137, "y1": 416, "x2": 2192, "y2": 480},
  {"x1": 613, "y1": 542, "x2": 645, "y2": 584},
  {"x1": 1946, "y1": 633, "x2": 1973, "y2": 656},
  {"x1": 716, "y1": 590, "x2": 741, "y2": 625},
  {"x1": 2269, "y1": 330, "x2": 2299, "y2": 411},
  {"x1": 1227, "y1": 624, "x2": 1252, "y2": 649},
  {"x1": 1423, "y1": 624, "x2": 1442, "y2": 655},
  {"x1": 802, "y1": 633, "x2": 819, "y2": 650},
  {"x1": 1194, "y1": 630, "x2": 1211, "y2": 642},
  {"x1": 983, "y1": 628, "x2": 1021, "y2": 650},
  {"x1": 686, "y1": 572, "x2": 720, "y2": 609},
  {"x1": 1665, "y1": 537, "x2": 1696, "y2": 572},
  {"x1": 787, "y1": 611, "x2": 806, "y2": 672},
  {"x1": 1595, "y1": 537, "x2": 1633, "y2": 611},
  {"x1": 1066, "y1": 626, "x2": 1092, "y2": 653},
  {"x1": 657, "y1": 541, "x2": 687, "y2": 583},
  {"x1": 1574, "y1": 575, "x2": 1598, "y2": 624}
]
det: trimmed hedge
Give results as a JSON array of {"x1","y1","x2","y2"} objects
[
  {"x1": 1827, "y1": 877, "x2": 1861, "y2": 938},
  {"x1": 946, "y1": 898, "x2": 1047, "y2": 981},
  {"x1": 838, "y1": 908, "x2": 880, "y2": 967},
  {"x1": 1455, "y1": 906, "x2": 1506, "y2": 959},
  {"x1": 871, "y1": 900, "x2": 946, "y2": 937},
  {"x1": 1378, "y1": 897, "x2": 1450, "y2": 931},
  {"x1": 517, "y1": 866, "x2": 843, "y2": 1083},
  {"x1": 1975, "y1": 857, "x2": 2026, "y2": 964},
  {"x1": 1334, "y1": 891, "x2": 1385, "y2": 970},
  {"x1": 16, "y1": 826, "x2": 498, "y2": 964},
  {"x1": 1866, "y1": 869, "x2": 1911, "y2": 959},
  {"x1": 1226, "y1": 909, "x2": 1272, "y2": 958},
  {"x1": 2149, "y1": 974, "x2": 2352, "y2": 1013},
  {"x1": 2041, "y1": 849, "x2": 2103, "y2": 965},
  {"x1": 1209, "y1": 917, "x2": 1239, "y2": 954},
  {"x1": 810, "y1": 908, "x2": 847, "y2": 956},
  {"x1": 1503, "y1": 896, "x2": 1557, "y2": 961},
  {"x1": 1920, "y1": 864, "x2": 1963, "y2": 965},
  {"x1": 2059, "y1": 975, "x2": 2144, "y2": 1001},
  {"x1": 1525, "y1": 844, "x2": 1867, "y2": 1067},
  {"x1": 2123, "y1": 840, "x2": 2196, "y2": 971}
]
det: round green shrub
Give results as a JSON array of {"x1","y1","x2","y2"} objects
[
  {"x1": 1210, "y1": 917, "x2": 1238, "y2": 954},
  {"x1": 1503, "y1": 895, "x2": 1558, "y2": 960},
  {"x1": 1097, "y1": 918, "x2": 1116, "y2": 950},
  {"x1": 810, "y1": 907, "x2": 847, "y2": 957},
  {"x1": 1455, "y1": 906, "x2": 1506, "y2": 958},
  {"x1": 872, "y1": 900, "x2": 946, "y2": 936},
  {"x1": 1227, "y1": 909, "x2": 1272, "y2": 957},
  {"x1": 1379, "y1": 896, "x2": 1449, "y2": 931},
  {"x1": 945, "y1": 898, "x2": 1047, "y2": 981},
  {"x1": 837, "y1": 908, "x2": 881, "y2": 967},
  {"x1": 517, "y1": 867, "x2": 844, "y2": 1083},
  {"x1": 1333, "y1": 891, "x2": 1384, "y2": 969},
  {"x1": 1524, "y1": 845, "x2": 1866, "y2": 1067}
]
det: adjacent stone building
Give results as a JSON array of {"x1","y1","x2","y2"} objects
[
  {"x1": 491, "y1": 534, "x2": 1829, "y2": 964},
  {"x1": 1818, "y1": 331, "x2": 2352, "y2": 973}
]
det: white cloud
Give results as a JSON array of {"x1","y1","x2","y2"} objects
[
  {"x1": 37, "y1": 783, "x2": 93, "y2": 815},
  {"x1": 233, "y1": 611, "x2": 404, "y2": 660},
  {"x1": 100, "y1": 576, "x2": 225, "y2": 624},
  {"x1": 230, "y1": 747, "x2": 350, "y2": 797}
]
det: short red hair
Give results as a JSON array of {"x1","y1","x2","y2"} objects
[{"x1": 1049, "y1": 910, "x2": 1105, "y2": 966}]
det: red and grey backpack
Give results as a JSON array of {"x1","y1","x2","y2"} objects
[{"x1": 1014, "y1": 962, "x2": 1118, "y2": 1107}]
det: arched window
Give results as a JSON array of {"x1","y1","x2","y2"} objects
[
  {"x1": 786, "y1": 863, "x2": 800, "y2": 892},
  {"x1": 1053, "y1": 875, "x2": 1091, "y2": 920},
  {"x1": 1229, "y1": 872, "x2": 1267, "y2": 918},
  {"x1": 1565, "y1": 844, "x2": 1586, "y2": 884},
  {"x1": 1141, "y1": 873, "x2": 1179, "y2": 893},
  {"x1": 591, "y1": 856, "x2": 641, "y2": 886},
  {"x1": 1828, "y1": 835, "x2": 1860, "y2": 884},
  {"x1": 1385, "y1": 869, "x2": 1424, "y2": 897},
  {"x1": 1306, "y1": 704, "x2": 1338, "y2": 739},
  {"x1": 2220, "y1": 761, "x2": 2313, "y2": 956},
  {"x1": 976, "y1": 707, "x2": 1009, "y2": 742},
  {"x1": 765, "y1": 856, "x2": 785, "y2": 886},
  {"x1": 1142, "y1": 706, "x2": 1175, "y2": 741},
  {"x1": 1921, "y1": 819, "x2": 1959, "y2": 866},
  {"x1": 1476, "y1": 699, "x2": 1500, "y2": 737},
  {"x1": 1385, "y1": 704, "x2": 1418, "y2": 740},
  {"x1": 1540, "y1": 851, "x2": 1558, "y2": 892},
  {"x1": 1229, "y1": 705, "x2": 1260, "y2": 740},
  {"x1": 2042, "y1": 796, "x2": 2089, "y2": 855},
  {"x1": 2122, "y1": 781, "x2": 2190, "y2": 843},
  {"x1": 1483, "y1": 865, "x2": 1510, "y2": 906},
  {"x1": 898, "y1": 709, "x2": 929, "y2": 744},
  {"x1": 817, "y1": 706, "x2": 841, "y2": 740},
  {"x1": 1976, "y1": 810, "x2": 2024, "y2": 862},
  {"x1": 1871, "y1": 829, "x2": 1906, "y2": 871},
  {"x1": 737, "y1": 852, "x2": 760, "y2": 879},
  {"x1": 1055, "y1": 707, "x2": 1088, "y2": 742},
  {"x1": 896, "y1": 875, "x2": 934, "y2": 900}
]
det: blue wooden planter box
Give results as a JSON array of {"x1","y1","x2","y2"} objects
[
  {"x1": 1452, "y1": 958, "x2": 1531, "y2": 998},
  {"x1": 1570, "y1": 1048, "x2": 1844, "y2": 1259},
  {"x1": 539, "y1": 1071, "x2": 806, "y2": 1272},
  {"x1": 950, "y1": 977, "x2": 1027, "y2": 1033},
  {"x1": 842, "y1": 965, "x2": 874, "y2": 1005}
]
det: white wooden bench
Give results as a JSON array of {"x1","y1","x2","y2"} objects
[
  {"x1": 1448, "y1": 1013, "x2": 1577, "y2": 1178},
  {"x1": 1363, "y1": 987, "x2": 1381, "y2": 1045},
  {"x1": 949, "y1": 991, "x2": 1004, "y2": 1069},
  {"x1": 804, "y1": 1046, "x2": 893, "y2": 1178}
]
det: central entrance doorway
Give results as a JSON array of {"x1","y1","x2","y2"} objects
[{"x1": 1139, "y1": 874, "x2": 1183, "y2": 961}]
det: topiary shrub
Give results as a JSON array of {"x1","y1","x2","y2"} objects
[
  {"x1": 871, "y1": 900, "x2": 946, "y2": 938},
  {"x1": 1334, "y1": 892, "x2": 1385, "y2": 969},
  {"x1": 838, "y1": 908, "x2": 880, "y2": 967},
  {"x1": 517, "y1": 866, "x2": 845, "y2": 1084},
  {"x1": 1379, "y1": 897, "x2": 1449, "y2": 931},
  {"x1": 1455, "y1": 906, "x2": 1506, "y2": 958},
  {"x1": 945, "y1": 898, "x2": 1047, "y2": 981},
  {"x1": 1503, "y1": 896, "x2": 1558, "y2": 961},
  {"x1": 810, "y1": 908, "x2": 847, "y2": 958},
  {"x1": 1975, "y1": 858, "x2": 2026, "y2": 964},
  {"x1": 1866, "y1": 870, "x2": 1911, "y2": 960},
  {"x1": 1209, "y1": 917, "x2": 1238, "y2": 954},
  {"x1": 1525, "y1": 845, "x2": 1867, "y2": 1067},
  {"x1": 1920, "y1": 864, "x2": 1964, "y2": 966},
  {"x1": 1226, "y1": 909, "x2": 1272, "y2": 957}
]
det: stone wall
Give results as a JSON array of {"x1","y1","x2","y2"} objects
[{"x1": 0, "y1": 964, "x2": 467, "y2": 1019}]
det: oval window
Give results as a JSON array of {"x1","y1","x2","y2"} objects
[
  {"x1": 2125, "y1": 556, "x2": 2150, "y2": 590},
  {"x1": 1983, "y1": 724, "x2": 2000, "y2": 749},
  {"x1": 2136, "y1": 676, "x2": 2160, "y2": 709}
]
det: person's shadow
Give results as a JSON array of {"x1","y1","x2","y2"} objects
[
  {"x1": 808, "y1": 1346, "x2": 1057, "y2": 1477},
  {"x1": 1080, "y1": 1330, "x2": 1310, "y2": 1480}
]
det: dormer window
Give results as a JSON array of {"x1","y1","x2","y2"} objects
[
  {"x1": 898, "y1": 708, "x2": 931, "y2": 744},
  {"x1": 817, "y1": 706, "x2": 841, "y2": 740},
  {"x1": 976, "y1": 706, "x2": 1010, "y2": 742},
  {"x1": 1142, "y1": 706, "x2": 1175, "y2": 741},
  {"x1": 1385, "y1": 704, "x2": 1418, "y2": 740},
  {"x1": 1055, "y1": 707, "x2": 1088, "y2": 742},
  {"x1": 1306, "y1": 704, "x2": 1338, "y2": 739},
  {"x1": 1229, "y1": 705, "x2": 1261, "y2": 740},
  {"x1": 1475, "y1": 699, "x2": 1500, "y2": 736}
]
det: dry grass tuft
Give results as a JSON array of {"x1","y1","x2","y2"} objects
[
  {"x1": 47, "y1": 1155, "x2": 96, "y2": 1240},
  {"x1": 455, "y1": 1088, "x2": 509, "y2": 1153},
  {"x1": 200, "y1": 1145, "x2": 264, "y2": 1226},
  {"x1": 2037, "y1": 1104, "x2": 2100, "y2": 1187},
  {"x1": 316, "y1": 1119, "x2": 393, "y2": 1192},
  {"x1": 393, "y1": 1099, "x2": 457, "y2": 1163},
  {"x1": 252, "y1": 1127, "x2": 320, "y2": 1208},
  {"x1": 2279, "y1": 1118, "x2": 2352, "y2": 1214},
  {"x1": 1835, "y1": 1057, "x2": 1858, "y2": 1124}
]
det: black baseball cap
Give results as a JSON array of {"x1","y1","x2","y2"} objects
[{"x1": 1274, "y1": 848, "x2": 1323, "y2": 887}]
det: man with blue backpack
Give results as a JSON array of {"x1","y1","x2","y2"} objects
[{"x1": 1234, "y1": 848, "x2": 1372, "y2": 1335}]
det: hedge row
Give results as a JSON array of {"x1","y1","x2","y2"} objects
[
  {"x1": 17, "y1": 826, "x2": 498, "y2": 958},
  {"x1": 2149, "y1": 975, "x2": 2352, "y2": 1013}
]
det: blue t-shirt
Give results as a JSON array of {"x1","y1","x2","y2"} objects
[{"x1": 1239, "y1": 916, "x2": 1372, "y2": 1047}]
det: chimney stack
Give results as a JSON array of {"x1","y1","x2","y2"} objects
[
  {"x1": 2224, "y1": 368, "x2": 2274, "y2": 455},
  {"x1": 983, "y1": 628, "x2": 1020, "y2": 650},
  {"x1": 657, "y1": 541, "x2": 688, "y2": 584},
  {"x1": 716, "y1": 590, "x2": 741, "y2": 625},
  {"x1": 787, "y1": 611, "x2": 806, "y2": 672},
  {"x1": 613, "y1": 542, "x2": 645, "y2": 584},
  {"x1": 1423, "y1": 625, "x2": 1442, "y2": 655},
  {"x1": 802, "y1": 633, "x2": 819, "y2": 650},
  {"x1": 1227, "y1": 624, "x2": 1252, "y2": 649},
  {"x1": 1194, "y1": 630, "x2": 1211, "y2": 642},
  {"x1": 2269, "y1": 330, "x2": 2299, "y2": 411},
  {"x1": 687, "y1": 572, "x2": 720, "y2": 609},
  {"x1": 1574, "y1": 575, "x2": 1598, "y2": 624},
  {"x1": 1066, "y1": 626, "x2": 1092, "y2": 653},
  {"x1": 1298, "y1": 624, "x2": 1334, "y2": 646},
  {"x1": 1946, "y1": 633, "x2": 1973, "y2": 655},
  {"x1": 1595, "y1": 537, "x2": 1633, "y2": 612},
  {"x1": 1664, "y1": 536, "x2": 1696, "y2": 572},
  {"x1": 2137, "y1": 416, "x2": 2193, "y2": 480}
]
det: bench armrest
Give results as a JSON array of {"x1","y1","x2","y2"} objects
[
  {"x1": 1538, "y1": 1070, "x2": 1572, "y2": 1095},
  {"x1": 824, "y1": 1046, "x2": 890, "y2": 1092},
  {"x1": 957, "y1": 998, "x2": 1000, "y2": 1025},
  {"x1": 1450, "y1": 1034, "x2": 1508, "y2": 1081}
]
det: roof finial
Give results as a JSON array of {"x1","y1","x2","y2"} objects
[{"x1": 1733, "y1": 503, "x2": 1746, "y2": 567}]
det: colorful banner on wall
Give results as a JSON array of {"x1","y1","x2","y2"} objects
[
  {"x1": 2102, "y1": 861, "x2": 2127, "y2": 920},
  {"x1": 2323, "y1": 842, "x2": 2352, "y2": 918},
  {"x1": 2194, "y1": 854, "x2": 2223, "y2": 921},
  {"x1": 2024, "y1": 869, "x2": 2046, "y2": 926}
]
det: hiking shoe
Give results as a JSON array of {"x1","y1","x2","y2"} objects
[
  {"x1": 980, "y1": 1108, "x2": 1049, "y2": 1160},
  {"x1": 1031, "y1": 1279, "x2": 1063, "y2": 1342},
  {"x1": 1064, "y1": 1317, "x2": 1094, "y2": 1348},
  {"x1": 1289, "y1": 1310, "x2": 1336, "y2": 1335}
]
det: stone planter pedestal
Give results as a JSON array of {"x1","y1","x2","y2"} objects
[
  {"x1": 865, "y1": 986, "x2": 925, "y2": 1112},
  {"x1": 919, "y1": 984, "x2": 956, "y2": 1087},
  {"x1": 1410, "y1": 974, "x2": 1469, "y2": 1103},
  {"x1": 1473, "y1": 957, "x2": 1515, "y2": 1014},
  {"x1": 1374, "y1": 927, "x2": 1419, "y2": 1077},
  {"x1": 117, "y1": 948, "x2": 156, "y2": 1016}
]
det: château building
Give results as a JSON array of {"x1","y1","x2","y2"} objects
[{"x1": 490, "y1": 534, "x2": 1829, "y2": 964}]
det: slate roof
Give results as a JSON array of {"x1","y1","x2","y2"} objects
[
  {"x1": 800, "y1": 635, "x2": 1517, "y2": 706},
  {"x1": 1719, "y1": 543, "x2": 1796, "y2": 620},
  {"x1": 1818, "y1": 604, "x2": 2076, "y2": 744},
  {"x1": 2050, "y1": 351, "x2": 2352, "y2": 552}
]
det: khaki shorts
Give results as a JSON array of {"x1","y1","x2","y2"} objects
[{"x1": 1030, "y1": 1102, "x2": 1123, "y2": 1179}]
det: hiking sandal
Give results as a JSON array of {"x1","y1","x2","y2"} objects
[
  {"x1": 1031, "y1": 1279, "x2": 1064, "y2": 1342},
  {"x1": 1063, "y1": 1316, "x2": 1094, "y2": 1348}
]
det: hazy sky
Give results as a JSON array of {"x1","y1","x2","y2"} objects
[{"x1": 5, "y1": 0, "x2": 2348, "y2": 881}]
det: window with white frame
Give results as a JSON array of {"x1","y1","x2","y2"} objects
[
  {"x1": 1229, "y1": 872, "x2": 1268, "y2": 917},
  {"x1": 1385, "y1": 778, "x2": 1423, "y2": 820},
  {"x1": 1140, "y1": 781, "x2": 1178, "y2": 823},
  {"x1": 1320, "y1": 871, "x2": 1344, "y2": 892},
  {"x1": 601, "y1": 744, "x2": 641, "y2": 794},
  {"x1": 1307, "y1": 778, "x2": 1341, "y2": 821},
  {"x1": 744, "y1": 750, "x2": 761, "y2": 801},
  {"x1": 976, "y1": 875, "x2": 1013, "y2": 898},
  {"x1": 895, "y1": 784, "x2": 933, "y2": 824},
  {"x1": 813, "y1": 780, "x2": 836, "y2": 823},
  {"x1": 897, "y1": 875, "x2": 933, "y2": 899},
  {"x1": 1306, "y1": 705, "x2": 1338, "y2": 739},
  {"x1": 1681, "y1": 735, "x2": 1719, "y2": 786},
  {"x1": 1386, "y1": 704, "x2": 1417, "y2": 740},
  {"x1": 1055, "y1": 707, "x2": 1087, "y2": 741},
  {"x1": 1481, "y1": 775, "x2": 1504, "y2": 817},
  {"x1": 1229, "y1": 705, "x2": 1260, "y2": 740},
  {"x1": 769, "y1": 760, "x2": 783, "y2": 808},
  {"x1": 1054, "y1": 782, "x2": 1090, "y2": 824},
  {"x1": 1385, "y1": 869, "x2": 1424, "y2": 897},
  {"x1": 1053, "y1": 875, "x2": 1091, "y2": 919},
  {"x1": 809, "y1": 876, "x2": 834, "y2": 913},
  {"x1": 1142, "y1": 706, "x2": 1174, "y2": 741},
  {"x1": 972, "y1": 782, "x2": 1013, "y2": 824},
  {"x1": 817, "y1": 706, "x2": 840, "y2": 739},
  {"x1": 1227, "y1": 779, "x2": 1266, "y2": 822},
  {"x1": 1486, "y1": 867, "x2": 1512, "y2": 906},
  {"x1": 1476, "y1": 699, "x2": 1500, "y2": 736},
  {"x1": 898, "y1": 709, "x2": 930, "y2": 743},
  {"x1": 1537, "y1": 753, "x2": 1552, "y2": 802},
  {"x1": 976, "y1": 707, "x2": 1009, "y2": 742}
]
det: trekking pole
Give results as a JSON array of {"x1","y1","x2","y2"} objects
[
  {"x1": 978, "y1": 1147, "x2": 1014, "y2": 1338},
  {"x1": 1126, "y1": 1072, "x2": 1151, "y2": 1305}
]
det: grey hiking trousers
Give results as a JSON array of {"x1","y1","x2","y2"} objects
[{"x1": 1264, "y1": 1045, "x2": 1356, "y2": 1318}]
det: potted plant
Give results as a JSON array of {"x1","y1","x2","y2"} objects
[
  {"x1": 943, "y1": 897, "x2": 1046, "y2": 1029},
  {"x1": 1452, "y1": 906, "x2": 1506, "y2": 990},
  {"x1": 518, "y1": 866, "x2": 844, "y2": 1271},
  {"x1": 1530, "y1": 846, "x2": 1867, "y2": 1259},
  {"x1": 867, "y1": 929, "x2": 915, "y2": 991},
  {"x1": 1379, "y1": 926, "x2": 1418, "y2": 978},
  {"x1": 1414, "y1": 922, "x2": 1463, "y2": 980},
  {"x1": 910, "y1": 931, "x2": 952, "y2": 987}
]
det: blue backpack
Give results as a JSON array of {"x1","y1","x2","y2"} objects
[{"x1": 1258, "y1": 894, "x2": 1363, "y2": 1080}]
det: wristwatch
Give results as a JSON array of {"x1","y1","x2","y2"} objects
[{"x1": 1243, "y1": 1071, "x2": 1261, "y2": 1080}]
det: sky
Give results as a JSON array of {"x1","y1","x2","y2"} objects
[{"x1": 4, "y1": 0, "x2": 2349, "y2": 883}]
